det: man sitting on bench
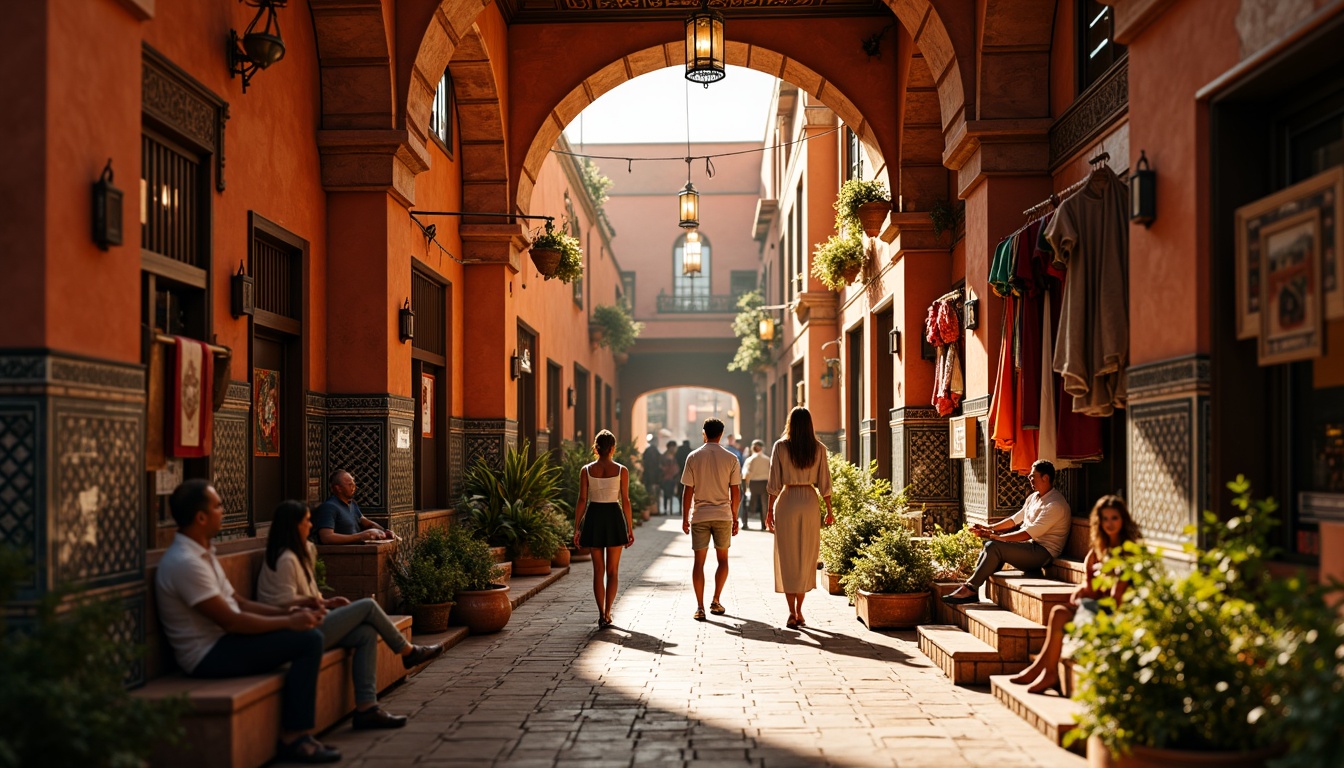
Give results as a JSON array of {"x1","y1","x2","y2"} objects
[
  {"x1": 942, "y1": 460, "x2": 1071, "y2": 604},
  {"x1": 314, "y1": 469, "x2": 395, "y2": 544},
  {"x1": 156, "y1": 479, "x2": 340, "y2": 764}
]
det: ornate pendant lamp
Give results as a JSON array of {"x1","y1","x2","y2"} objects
[
  {"x1": 684, "y1": 0, "x2": 725, "y2": 87},
  {"x1": 678, "y1": 159, "x2": 700, "y2": 229},
  {"x1": 682, "y1": 230, "x2": 703, "y2": 276},
  {"x1": 759, "y1": 315, "x2": 775, "y2": 341}
]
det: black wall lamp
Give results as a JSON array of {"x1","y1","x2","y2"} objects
[
  {"x1": 889, "y1": 328, "x2": 901, "y2": 356},
  {"x1": 229, "y1": 0, "x2": 288, "y2": 93},
  {"x1": 398, "y1": 298, "x2": 415, "y2": 343},
  {"x1": 566, "y1": 387, "x2": 576, "y2": 408},
  {"x1": 1130, "y1": 150, "x2": 1156, "y2": 227},
  {"x1": 230, "y1": 261, "x2": 254, "y2": 318},
  {"x1": 92, "y1": 159, "x2": 123, "y2": 250},
  {"x1": 963, "y1": 296, "x2": 979, "y2": 331},
  {"x1": 510, "y1": 349, "x2": 532, "y2": 380}
]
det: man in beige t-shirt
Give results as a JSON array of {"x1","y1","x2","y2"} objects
[{"x1": 681, "y1": 417, "x2": 742, "y2": 621}]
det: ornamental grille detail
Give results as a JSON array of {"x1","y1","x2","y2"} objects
[
  {"x1": 212, "y1": 413, "x2": 249, "y2": 534},
  {"x1": 0, "y1": 407, "x2": 40, "y2": 591},
  {"x1": 53, "y1": 406, "x2": 143, "y2": 587},
  {"x1": 1129, "y1": 400, "x2": 1194, "y2": 545},
  {"x1": 328, "y1": 423, "x2": 386, "y2": 511}
]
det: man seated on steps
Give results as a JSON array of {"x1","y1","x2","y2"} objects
[
  {"x1": 314, "y1": 469, "x2": 395, "y2": 544},
  {"x1": 156, "y1": 479, "x2": 340, "y2": 764},
  {"x1": 942, "y1": 460, "x2": 1071, "y2": 604}
]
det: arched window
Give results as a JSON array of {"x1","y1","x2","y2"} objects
[{"x1": 672, "y1": 231, "x2": 712, "y2": 310}]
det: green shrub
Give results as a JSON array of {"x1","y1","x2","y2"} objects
[
  {"x1": 820, "y1": 504, "x2": 916, "y2": 577},
  {"x1": 392, "y1": 528, "x2": 465, "y2": 608},
  {"x1": 552, "y1": 440, "x2": 592, "y2": 520},
  {"x1": 728, "y1": 290, "x2": 775, "y2": 373},
  {"x1": 927, "y1": 525, "x2": 981, "y2": 581},
  {"x1": 828, "y1": 454, "x2": 906, "y2": 520},
  {"x1": 506, "y1": 501, "x2": 562, "y2": 560},
  {"x1": 833, "y1": 178, "x2": 891, "y2": 230},
  {"x1": 0, "y1": 547, "x2": 185, "y2": 767},
  {"x1": 590, "y1": 303, "x2": 644, "y2": 354},
  {"x1": 460, "y1": 441, "x2": 567, "y2": 549},
  {"x1": 446, "y1": 525, "x2": 505, "y2": 592},
  {"x1": 840, "y1": 526, "x2": 935, "y2": 597},
  {"x1": 810, "y1": 231, "x2": 865, "y2": 291}
]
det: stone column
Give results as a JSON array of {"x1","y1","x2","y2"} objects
[{"x1": 890, "y1": 406, "x2": 960, "y2": 533}]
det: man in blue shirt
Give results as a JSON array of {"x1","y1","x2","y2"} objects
[{"x1": 313, "y1": 469, "x2": 395, "y2": 545}]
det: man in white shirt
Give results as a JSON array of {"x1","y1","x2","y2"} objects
[
  {"x1": 740, "y1": 439, "x2": 771, "y2": 530},
  {"x1": 156, "y1": 479, "x2": 339, "y2": 763},
  {"x1": 681, "y1": 418, "x2": 742, "y2": 621},
  {"x1": 942, "y1": 460, "x2": 1071, "y2": 604}
]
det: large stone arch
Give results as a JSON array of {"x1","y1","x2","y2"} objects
[
  {"x1": 617, "y1": 349, "x2": 758, "y2": 447},
  {"x1": 512, "y1": 35, "x2": 895, "y2": 215},
  {"x1": 897, "y1": 45, "x2": 949, "y2": 212},
  {"x1": 975, "y1": 0, "x2": 1056, "y2": 120}
]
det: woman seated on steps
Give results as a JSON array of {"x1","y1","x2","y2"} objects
[
  {"x1": 257, "y1": 500, "x2": 445, "y2": 730},
  {"x1": 1008, "y1": 494, "x2": 1141, "y2": 695}
]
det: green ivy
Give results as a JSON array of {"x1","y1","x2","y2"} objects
[
  {"x1": 590, "y1": 303, "x2": 644, "y2": 354},
  {"x1": 833, "y1": 178, "x2": 890, "y2": 232},
  {"x1": 530, "y1": 225, "x2": 584, "y2": 284}
]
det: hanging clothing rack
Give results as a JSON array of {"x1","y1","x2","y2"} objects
[
  {"x1": 934, "y1": 287, "x2": 963, "y2": 304},
  {"x1": 154, "y1": 333, "x2": 231, "y2": 358},
  {"x1": 1020, "y1": 151, "x2": 1111, "y2": 218}
]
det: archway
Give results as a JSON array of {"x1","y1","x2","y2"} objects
[
  {"x1": 616, "y1": 347, "x2": 758, "y2": 450},
  {"x1": 631, "y1": 386, "x2": 743, "y2": 448}
]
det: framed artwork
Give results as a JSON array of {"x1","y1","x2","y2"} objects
[
  {"x1": 420, "y1": 371, "x2": 435, "y2": 438},
  {"x1": 1235, "y1": 166, "x2": 1343, "y2": 339},
  {"x1": 1258, "y1": 210, "x2": 1323, "y2": 366},
  {"x1": 253, "y1": 368, "x2": 280, "y2": 456}
]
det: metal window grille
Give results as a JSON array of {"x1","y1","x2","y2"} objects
[
  {"x1": 141, "y1": 134, "x2": 202, "y2": 266},
  {"x1": 412, "y1": 270, "x2": 446, "y2": 357}
]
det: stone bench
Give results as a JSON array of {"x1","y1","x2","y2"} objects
[{"x1": 316, "y1": 539, "x2": 400, "y2": 609}]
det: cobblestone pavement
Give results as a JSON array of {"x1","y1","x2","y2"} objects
[{"x1": 324, "y1": 517, "x2": 1085, "y2": 767}]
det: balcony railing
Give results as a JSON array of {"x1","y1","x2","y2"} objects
[{"x1": 656, "y1": 294, "x2": 739, "y2": 314}]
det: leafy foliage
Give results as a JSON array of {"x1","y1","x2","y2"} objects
[
  {"x1": 590, "y1": 303, "x2": 643, "y2": 354},
  {"x1": 833, "y1": 179, "x2": 890, "y2": 231},
  {"x1": 819, "y1": 457, "x2": 917, "y2": 579},
  {"x1": 552, "y1": 440, "x2": 592, "y2": 527},
  {"x1": 810, "y1": 231, "x2": 865, "y2": 291},
  {"x1": 313, "y1": 556, "x2": 330, "y2": 594},
  {"x1": 579, "y1": 157, "x2": 612, "y2": 212},
  {"x1": 0, "y1": 547, "x2": 185, "y2": 768},
  {"x1": 827, "y1": 454, "x2": 907, "y2": 521},
  {"x1": 460, "y1": 441, "x2": 568, "y2": 550},
  {"x1": 392, "y1": 527, "x2": 465, "y2": 607},
  {"x1": 506, "y1": 502, "x2": 563, "y2": 560},
  {"x1": 531, "y1": 225, "x2": 584, "y2": 284},
  {"x1": 929, "y1": 198, "x2": 963, "y2": 239},
  {"x1": 728, "y1": 290, "x2": 776, "y2": 373},
  {"x1": 927, "y1": 525, "x2": 982, "y2": 581},
  {"x1": 840, "y1": 525, "x2": 935, "y2": 597},
  {"x1": 614, "y1": 440, "x2": 652, "y2": 516},
  {"x1": 1068, "y1": 476, "x2": 1344, "y2": 763}
]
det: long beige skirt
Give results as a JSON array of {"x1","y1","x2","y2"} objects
[{"x1": 773, "y1": 487, "x2": 821, "y2": 593}]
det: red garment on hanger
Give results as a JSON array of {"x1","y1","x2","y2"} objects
[{"x1": 988, "y1": 298, "x2": 1017, "y2": 452}]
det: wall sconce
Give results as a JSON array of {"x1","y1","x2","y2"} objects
[
  {"x1": 510, "y1": 349, "x2": 532, "y2": 380},
  {"x1": 963, "y1": 297, "x2": 979, "y2": 331},
  {"x1": 684, "y1": 0, "x2": 725, "y2": 87},
  {"x1": 794, "y1": 380, "x2": 806, "y2": 406},
  {"x1": 92, "y1": 159, "x2": 123, "y2": 250},
  {"x1": 229, "y1": 0, "x2": 288, "y2": 93},
  {"x1": 566, "y1": 386, "x2": 576, "y2": 408},
  {"x1": 820, "y1": 357, "x2": 840, "y2": 389},
  {"x1": 1130, "y1": 150, "x2": 1156, "y2": 227},
  {"x1": 759, "y1": 315, "x2": 776, "y2": 341},
  {"x1": 615, "y1": 399, "x2": 623, "y2": 420},
  {"x1": 398, "y1": 298, "x2": 415, "y2": 343},
  {"x1": 230, "y1": 261, "x2": 255, "y2": 318},
  {"x1": 889, "y1": 328, "x2": 901, "y2": 356}
]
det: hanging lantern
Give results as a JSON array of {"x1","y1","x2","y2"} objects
[
  {"x1": 678, "y1": 180, "x2": 700, "y2": 229},
  {"x1": 684, "y1": 0, "x2": 725, "y2": 87},
  {"x1": 1130, "y1": 149, "x2": 1157, "y2": 227},
  {"x1": 682, "y1": 230, "x2": 702, "y2": 276},
  {"x1": 759, "y1": 315, "x2": 775, "y2": 341}
]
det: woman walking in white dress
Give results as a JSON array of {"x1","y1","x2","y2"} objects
[{"x1": 766, "y1": 407, "x2": 834, "y2": 628}]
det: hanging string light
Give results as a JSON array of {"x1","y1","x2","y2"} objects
[
  {"x1": 684, "y1": 0, "x2": 725, "y2": 87},
  {"x1": 682, "y1": 230, "x2": 703, "y2": 276}
]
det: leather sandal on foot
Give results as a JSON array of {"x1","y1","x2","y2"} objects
[
  {"x1": 786, "y1": 617, "x2": 799, "y2": 629},
  {"x1": 709, "y1": 601, "x2": 726, "y2": 615},
  {"x1": 693, "y1": 608, "x2": 706, "y2": 621}
]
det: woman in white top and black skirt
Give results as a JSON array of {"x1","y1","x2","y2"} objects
[{"x1": 573, "y1": 430, "x2": 635, "y2": 628}]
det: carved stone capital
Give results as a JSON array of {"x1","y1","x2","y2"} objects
[
  {"x1": 461, "y1": 222, "x2": 530, "y2": 272},
  {"x1": 794, "y1": 291, "x2": 838, "y2": 322},
  {"x1": 316, "y1": 130, "x2": 431, "y2": 207}
]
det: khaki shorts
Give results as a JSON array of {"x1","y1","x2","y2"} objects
[{"x1": 691, "y1": 520, "x2": 733, "y2": 551}]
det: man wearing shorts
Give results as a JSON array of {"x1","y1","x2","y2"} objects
[{"x1": 680, "y1": 418, "x2": 741, "y2": 621}]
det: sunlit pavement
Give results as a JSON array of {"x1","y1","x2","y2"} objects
[{"x1": 321, "y1": 517, "x2": 1085, "y2": 767}]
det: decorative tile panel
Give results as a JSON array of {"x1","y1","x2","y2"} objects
[
  {"x1": 461, "y1": 419, "x2": 518, "y2": 473},
  {"x1": 991, "y1": 447, "x2": 1034, "y2": 517},
  {"x1": 306, "y1": 391, "x2": 328, "y2": 505},
  {"x1": 1128, "y1": 355, "x2": 1210, "y2": 401},
  {"x1": 962, "y1": 417, "x2": 989, "y2": 520},
  {"x1": 1129, "y1": 400, "x2": 1194, "y2": 546},
  {"x1": 0, "y1": 406, "x2": 40, "y2": 591},
  {"x1": 816, "y1": 431, "x2": 841, "y2": 455},
  {"x1": 388, "y1": 418, "x2": 414, "y2": 513},
  {"x1": 52, "y1": 403, "x2": 143, "y2": 588},
  {"x1": 448, "y1": 417, "x2": 464, "y2": 502},
  {"x1": 328, "y1": 423, "x2": 385, "y2": 510},
  {"x1": 859, "y1": 418, "x2": 876, "y2": 469},
  {"x1": 211, "y1": 414, "x2": 248, "y2": 533},
  {"x1": 326, "y1": 394, "x2": 414, "y2": 516},
  {"x1": 891, "y1": 407, "x2": 958, "y2": 506}
]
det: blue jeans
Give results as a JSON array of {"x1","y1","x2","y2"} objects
[
  {"x1": 191, "y1": 628, "x2": 324, "y2": 732},
  {"x1": 320, "y1": 598, "x2": 410, "y2": 705}
]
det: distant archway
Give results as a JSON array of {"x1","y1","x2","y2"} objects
[{"x1": 616, "y1": 348, "x2": 757, "y2": 448}]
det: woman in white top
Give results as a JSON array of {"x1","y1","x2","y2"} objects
[
  {"x1": 573, "y1": 430, "x2": 635, "y2": 628},
  {"x1": 257, "y1": 500, "x2": 445, "y2": 730}
]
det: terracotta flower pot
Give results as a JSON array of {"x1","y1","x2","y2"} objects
[
  {"x1": 452, "y1": 584, "x2": 512, "y2": 634},
  {"x1": 512, "y1": 546, "x2": 552, "y2": 577},
  {"x1": 1086, "y1": 736, "x2": 1285, "y2": 768},
  {"x1": 854, "y1": 589, "x2": 930, "y2": 630},
  {"x1": 409, "y1": 601, "x2": 453, "y2": 634},
  {"x1": 551, "y1": 547, "x2": 571, "y2": 568},
  {"x1": 840, "y1": 261, "x2": 862, "y2": 284},
  {"x1": 856, "y1": 200, "x2": 890, "y2": 237},
  {"x1": 530, "y1": 247, "x2": 561, "y2": 277},
  {"x1": 820, "y1": 569, "x2": 845, "y2": 595},
  {"x1": 570, "y1": 547, "x2": 592, "y2": 562},
  {"x1": 496, "y1": 560, "x2": 512, "y2": 583},
  {"x1": 641, "y1": 507, "x2": 652, "y2": 521},
  {"x1": 489, "y1": 546, "x2": 509, "y2": 563},
  {"x1": 614, "y1": 352, "x2": 629, "y2": 364}
]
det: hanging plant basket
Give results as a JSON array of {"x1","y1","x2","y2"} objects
[
  {"x1": 841, "y1": 262, "x2": 862, "y2": 284},
  {"x1": 856, "y1": 201, "x2": 890, "y2": 237},
  {"x1": 614, "y1": 352, "x2": 629, "y2": 365},
  {"x1": 530, "y1": 247, "x2": 562, "y2": 277}
]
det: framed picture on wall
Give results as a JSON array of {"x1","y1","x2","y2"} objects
[
  {"x1": 1258, "y1": 210, "x2": 1323, "y2": 366},
  {"x1": 253, "y1": 368, "x2": 280, "y2": 457},
  {"x1": 1235, "y1": 166, "x2": 1343, "y2": 339},
  {"x1": 420, "y1": 372, "x2": 435, "y2": 438}
]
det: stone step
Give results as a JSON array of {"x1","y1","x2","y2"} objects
[
  {"x1": 959, "y1": 604, "x2": 1046, "y2": 661},
  {"x1": 988, "y1": 573, "x2": 1076, "y2": 624},
  {"x1": 990, "y1": 675, "x2": 1086, "y2": 752},
  {"x1": 917, "y1": 625, "x2": 1028, "y2": 686},
  {"x1": 1047, "y1": 557, "x2": 1087, "y2": 585}
]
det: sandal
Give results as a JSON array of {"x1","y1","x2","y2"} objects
[
  {"x1": 786, "y1": 617, "x2": 799, "y2": 629},
  {"x1": 693, "y1": 608, "x2": 706, "y2": 621},
  {"x1": 709, "y1": 601, "x2": 726, "y2": 615},
  {"x1": 796, "y1": 616, "x2": 806, "y2": 627}
]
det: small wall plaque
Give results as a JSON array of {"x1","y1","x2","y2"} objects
[{"x1": 949, "y1": 415, "x2": 975, "y2": 459}]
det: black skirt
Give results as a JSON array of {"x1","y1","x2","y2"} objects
[{"x1": 579, "y1": 502, "x2": 628, "y2": 548}]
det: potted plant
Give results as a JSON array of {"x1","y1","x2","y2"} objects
[
  {"x1": 392, "y1": 527, "x2": 465, "y2": 634},
  {"x1": 841, "y1": 525, "x2": 935, "y2": 630},
  {"x1": 529, "y1": 222, "x2": 584, "y2": 283},
  {"x1": 1068, "y1": 477, "x2": 1342, "y2": 768},
  {"x1": 548, "y1": 509, "x2": 574, "y2": 568},
  {"x1": 810, "y1": 231, "x2": 866, "y2": 291},
  {"x1": 834, "y1": 178, "x2": 891, "y2": 237},
  {"x1": 506, "y1": 502, "x2": 560, "y2": 576},
  {"x1": 818, "y1": 456, "x2": 914, "y2": 594},
  {"x1": 441, "y1": 524, "x2": 512, "y2": 634},
  {"x1": 589, "y1": 303, "x2": 643, "y2": 356}
]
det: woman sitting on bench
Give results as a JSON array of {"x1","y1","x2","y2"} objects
[
  {"x1": 1008, "y1": 494, "x2": 1141, "y2": 695},
  {"x1": 258, "y1": 500, "x2": 446, "y2": 729}
]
